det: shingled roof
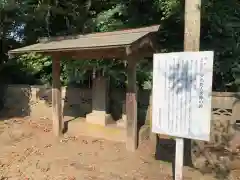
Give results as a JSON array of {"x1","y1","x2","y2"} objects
[{"x1": 9, "y1": 25, "x2": 159, "y2": 59}]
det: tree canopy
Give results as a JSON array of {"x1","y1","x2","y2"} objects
[{"x1": 1, "y1": 0, "x2": 240, "y2": 91}]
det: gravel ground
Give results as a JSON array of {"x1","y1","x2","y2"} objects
[{"x1": 0, "y1": 118, "x2": 238, "y2": 180}]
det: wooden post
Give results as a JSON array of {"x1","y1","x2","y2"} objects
[
  {"x1": 126, "y1": 57, "x2": 138, "y2": 152},
  {"x1": 52, "y1": 55, "x2": 63, "y2": 137},
  {"x1": 174, "y1": 0, "x2": 201, "y2": 179},
  {"x1": 175, "y1": 138, "x2": 184, "y2": 180},
  {"x1": 184, "y1": 0, "x2": 201, "y2": 51}
]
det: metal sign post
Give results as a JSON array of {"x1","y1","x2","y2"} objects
[{"x1": 152, "y1": 51, "x2": 214, "y2": 180}]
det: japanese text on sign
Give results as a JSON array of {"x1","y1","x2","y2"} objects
[{"x1": 152, "y1": 51, "x2": 214, "y2": 141}]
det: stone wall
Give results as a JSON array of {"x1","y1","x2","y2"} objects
[
  {"x1": 2, "y1": 85, "x2": 239, "y2": 138},
  {"x1": 153, "y1": 92, "x2": 240, "y2": 173},
  {"x1": 1, "y1": 85, "x2": 151, "y2": 125},
  {"x1": 1, "y1": 85, "x2": 91, "y2": 121},
  {"x1": 2, "y1": 85, "x2": 239, "y2": 125}
]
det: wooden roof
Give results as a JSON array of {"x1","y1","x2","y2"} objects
[{"x1": 9, "y1": 25, "x2": 159, "y2": 59}]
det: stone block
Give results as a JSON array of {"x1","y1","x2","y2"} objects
[{"x1": 86, "y1": 111, "x2": 113, "y2": 126}]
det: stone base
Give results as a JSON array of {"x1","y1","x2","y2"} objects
[
  {"x1": 86, "y1": 111, "x2": 113, "y2": 126},
  {"x1": 139, "y1": 125, "x2": 150, "y2": 142},
  {"x1": 67, "y1": 118, "x2": 126, "y2": 142},
  {"x1": 116, "y1": 118, "x2": 126, "y2": 128},
  {"x1": 116, "y1": 114, "x2": 126, "y2": 128}
]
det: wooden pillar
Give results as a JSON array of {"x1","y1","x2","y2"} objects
[
  {"x1": 52, "y1": 55, "x2": 63, "y2": 137},
  {"x1": 126, "y1": 57, "x2": 138, "y2": 152},
  {"x1": 184, "y1": 0, "x2": 201, "y2": 51},
  {"x1": 184, "y1": 0, "x2": 201, "y2": 170}
]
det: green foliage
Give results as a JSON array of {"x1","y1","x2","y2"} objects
[
  {"x1": 1, "y1": 0, "x2": 240, "y2": 91},
  {"x1": 200, "y1": 0, "x2": 240, "y2": 91},
  {"x1": 19, "y1": 53, "x2": 52, "y2": 84},
  {"x1": 94, "y1": 3, "x2": 126, "y2": 32},
  {"x1": 154, "y1": 0, "x2": 180, "y2": 20},
  {"x1": 16, "y1": 53, "x2": 127, "y2": 88}
]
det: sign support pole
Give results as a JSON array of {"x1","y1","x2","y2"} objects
[{"x1": 175, "y1": 138, "x2": 184, "y2": 180}]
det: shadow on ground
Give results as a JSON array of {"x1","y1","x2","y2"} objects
[{"x1": 155, "y1": 136, "x2": 193, "y2": 178}]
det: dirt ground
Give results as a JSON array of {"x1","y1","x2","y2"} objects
[{"x1": 0, "y1": 117, "x2": 239, "y2": 180}]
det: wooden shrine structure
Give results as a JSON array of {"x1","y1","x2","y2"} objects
[{"x1": 8, "y1": 25, "x2": 160, "y2": 152}]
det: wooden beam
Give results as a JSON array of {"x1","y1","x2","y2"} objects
[
  {"x1": 69, "y1": 47, "x2": 126, "y2": 59},
  {"x1": 126, "y1": 55, "x2": 138, "y2": 152},
  {"x1": 60, "y1": 46, "x2": 154, "y2": 59},
  {"x1": 52, "y1": 54, "x2": 63, "y2": 137},
  {"x1": 127, "y1": 33, "x2": 157, "y2": 56}
]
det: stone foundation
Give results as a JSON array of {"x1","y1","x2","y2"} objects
[
  {"x1": 116, "y1": 104, "x2": 126, "y2": 128},
  {"x1": 86, "y1": 111, "x2": 113, "y2": 126}
]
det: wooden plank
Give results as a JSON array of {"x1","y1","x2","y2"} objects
[
  {"x1": 126, "y1": 56, "x2": 138, "y2": 152},
  {"x1": 175, "y1": 138, "x2": 184, "y2": 180},
  {"x1": 52, "y1": 55, "x2": 63, "y2": 137}
]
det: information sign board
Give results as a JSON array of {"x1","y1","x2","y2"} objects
[{"x1": 152, "y1": 51, "x2": 214, "y2": 141}]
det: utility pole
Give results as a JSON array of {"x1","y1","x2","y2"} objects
[
  {"x1": 184, "y1": 0, "x2": 201, "y2": 51},
  {"x1": 184, "y1": 0, "x2": 217, "y2": 173},
  {"x1": 174, "y1": 1, "x2": 202, "y2": 180}
]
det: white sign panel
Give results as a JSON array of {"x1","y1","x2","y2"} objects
[{"x1": 152, "y1": 51, "x2": 214, "y2": 141}]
